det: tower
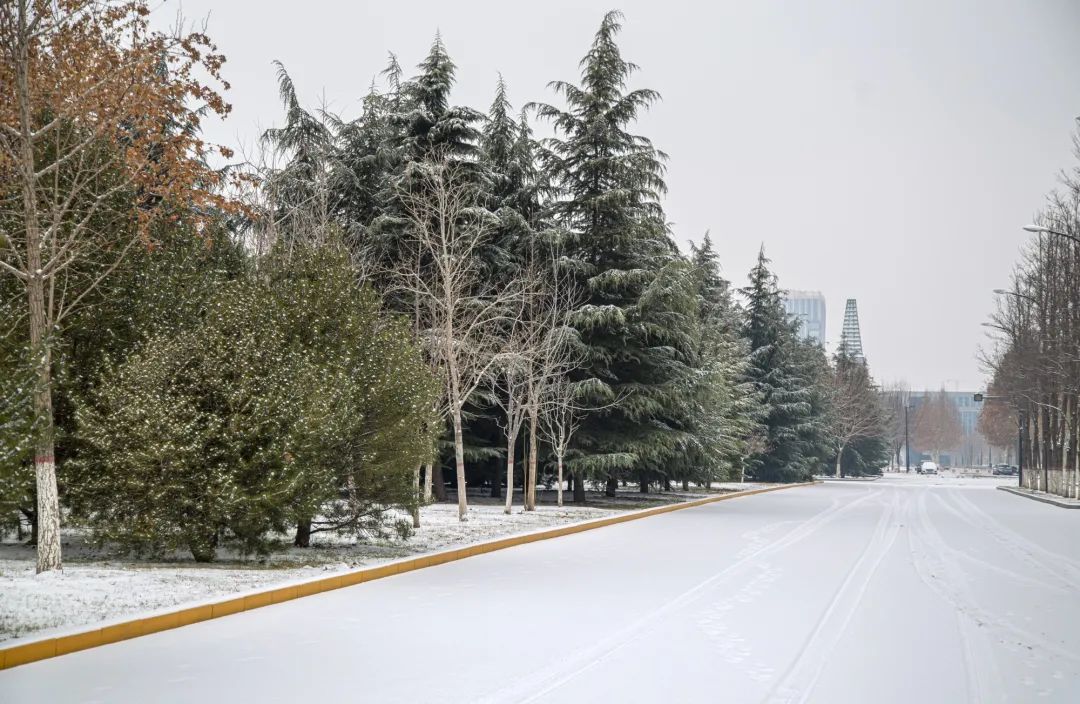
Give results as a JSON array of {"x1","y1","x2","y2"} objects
[{"x1": 840, "y1": 298, "x2": 864, "y2": 360}]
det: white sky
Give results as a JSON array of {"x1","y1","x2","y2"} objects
[{"x1": 162, "y1": 0, "x2": 1080, "y2": 390}]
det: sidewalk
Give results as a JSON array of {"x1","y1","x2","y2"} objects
[{"x1": 997, "y1": 485, "x2": 1080, "y2": 509}]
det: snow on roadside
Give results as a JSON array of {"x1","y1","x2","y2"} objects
[
  {"x1": 0, "y1": 502, "x2": 617, "y2": 642},
  {"x1": 0, "y1": 486, "x2": 772, "y2": 643}
]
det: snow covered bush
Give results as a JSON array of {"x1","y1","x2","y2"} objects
[
  {"x1": 68, "y1": 244, "x2": 439, "y2": 561},
  {"x1": 0, "y1": 293, "x2": 37, "y2": 536}
]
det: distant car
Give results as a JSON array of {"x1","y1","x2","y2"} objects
[
  {"x1": 919, "y1": 461, "x2": 939, "y2": 474},
  {"x1": 993, "y1": 464, "x2": 1019, "y2": 476}
]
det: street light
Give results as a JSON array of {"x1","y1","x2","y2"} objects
[
  {"x1": 1023, "y1": 224, "x2": 1080, "y2": 245},
  {"x1": 993, "y1": 288, "x2": 1037, "y2": 304}
]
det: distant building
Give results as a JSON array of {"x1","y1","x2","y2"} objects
[
  {"x1": 907, "y1": 390, "x2": 990, "y2": 467},
  {"x1": 839, "y1": 299, "x2": 864, "y2": 360},
  {"x1": 783, "y1": 291, "x2": 826, "y2": 345}
]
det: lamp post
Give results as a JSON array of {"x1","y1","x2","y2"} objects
[{"x1": 1023, "y1": 224, "x2": 1080, "y2": 245}]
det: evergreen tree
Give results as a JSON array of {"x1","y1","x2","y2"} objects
[
  {"x1": 69, "y1": 244, "x2": 439, "y2": 560},
  {"x1": 261, "y1": 62, "x2": 335, "y2": 244},
  {"x1": 397, "y1": 34, "x2": 483, "y2": 164},
  {"x1": 740, "y1": 247, "x2": 816, "y2": 481},
  {"x1": 533, "y1": 10, "x2": 690, "y2": 496},
  {"x1": 683, "y1": 234, "x2": 761, "y2": 483}
]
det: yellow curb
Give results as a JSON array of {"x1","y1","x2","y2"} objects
[
  {"x1": 55, "y1": 630, "x2": 100, "y2": 657},
  {"x1": 176, "y1": 605, "x2": 213, "y2": 628},
  {"x1": 3, "y1": 639, "x2": 57, "y2": 669},
  {"x1": 99, "y1": 620, "x2": 142, "y2": 645},
  {"x1": 210, "y1": 597, "x2": 245, "y2": 619},
  {"x1": 0, "y1": 481, "x2": 816, "y2": 671}
]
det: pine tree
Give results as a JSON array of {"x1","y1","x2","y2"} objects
[
  {"x1": 261, "y1": 62, "x2": 335, "y2": 244},
  {"x1": 682, "y1": 234, "x2": 761, "y2": 484},
  {"x1": 533, "y1": 10, "x2": 690, "y2": 496},
  {"x1": 740, "y1": 247, "x2": 816, "y2": 481},
  {"x1": 397, "y1": 34, "x2": 483, "y2": 164}
]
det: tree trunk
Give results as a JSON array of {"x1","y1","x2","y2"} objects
[
  {"x1": 490, "y1": 460, "x2": 502, "y2": 500},
  {"x1": 573, "y1": 472, "x2": 586, "y2": 503},
  {"x1": 412, "y1": 465, "x2": 421, "y2": 528},
  {"x1": 432, "y1": 462, "x2": 447, "y2": 501},
  {"x1": 556, "y1": 456, "x2": 564, "y2": 507},
  {"x1": 452, "y1": 406, "x2": 468, "y2": 521},
  {"x1": 190, "y1": 538, "x2": 216, "y2": 563},
  {"x1": 504, "y1": 436, "x2": 516, "y2": 514},
  {"x1": 835, "y1": 445, "x2": 844, "y2": 478},
  {"x1": 639, "y1": 472, "x2": 649, "y2": 494},
  {"x1": 605, "y1": 476, "x2": 617, "y2": 497},
  {"x1": 29, "y1": 303, "x2": 61, "y2": 573},
  {"x1": 15, "y1": 0, "x2": 62, "y2": 574},
  {"x1": 423, "y1": 462, "x2": 434, "y2": 503},
  {"x1": 681, "y1": 478, "x2": 689, "y2": 491},
  {"x1": 294, "y1": 518, "x2": 312, "y2": 548},
  {"x1": 663, "y1": 477, "x2": 672, "y2": 492},
  {"x1": 525, "y1": 409, "x2": 538, "y2": 511}
]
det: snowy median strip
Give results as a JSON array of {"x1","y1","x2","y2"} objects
[{"x1": 0, "y1": 481, "x2": 816, "y2": 670}]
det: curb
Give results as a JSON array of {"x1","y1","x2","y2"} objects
[
  {"x1": 0, "y1": 480, "x2": 817, "y2": 671},
  {"x1": 997, "y1": 485, "x2": 1080, "y2": 509}
]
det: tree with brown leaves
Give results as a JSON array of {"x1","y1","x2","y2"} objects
[{"x1": 0, "y1": 0, "x2": 235, "y2": 571}]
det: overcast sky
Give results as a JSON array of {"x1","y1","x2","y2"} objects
[{"x1": 162, "y1": 0, "x2": 1080, "y2": 391}]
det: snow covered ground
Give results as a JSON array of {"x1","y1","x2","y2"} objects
[
  {"x1": 0, "y1": 485, "x2": 763, "y2": 642},
  {"x1": 3, "y1": 474, "x2": 1078, "y2": 703}
]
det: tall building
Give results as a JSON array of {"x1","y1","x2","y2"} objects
[
  {"x1": 839, "y1": 298, "x2": 864, "y2": 360},
  {"x1": 783, "y1": 291, "x2": 826, "y2": 345}
]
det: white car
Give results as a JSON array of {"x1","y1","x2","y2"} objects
[{"x1": 919, "y1": 461, "x2": 939, "y2": 474}]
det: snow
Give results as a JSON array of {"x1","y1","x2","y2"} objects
[
  {"x1": 3, "y1": 475, "x2": 1079, "y2": 703},
  {"x1": 1, "y1": 488, "x2": 759, "y2": 643}
]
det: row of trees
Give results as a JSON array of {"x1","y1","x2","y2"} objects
[
  {"x1": 1, "y1": 3, "x2": 891, "y2": 569},
  {"x1": 982, "y1": 125, "x2": 1080, "y2": 498}
]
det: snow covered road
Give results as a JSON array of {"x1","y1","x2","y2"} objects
[{"x1": 2, "y1": 475, "x2": 1079, "y2": 703}]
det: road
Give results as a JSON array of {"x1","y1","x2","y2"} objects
[{"x1": 2, "y1": 475, "x2": 1079, "y2": 703}]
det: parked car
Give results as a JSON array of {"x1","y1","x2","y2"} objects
[
  {"x1": 919, "y1": 461, "x2": 939, "y2": 474},
  {"x1": 993, "y1": 464, "x2": 1019, "y2": 476}
]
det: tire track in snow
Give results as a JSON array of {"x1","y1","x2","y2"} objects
[
  {"x1": 922, "y1": 492, "x2": 1076, "y2": 595},
  {"x1": 475, "y1": 486, "x2": 883, "y2": 704},
  {"x1": 908, "y1": 488, "x2": 1077, "y2": 703},
  {"x1": 762, "y1": 489, "x2": 902, "y2": 704},
  {"x1": 945, "y1": 489, "x2": 1080, "y2": 586}
]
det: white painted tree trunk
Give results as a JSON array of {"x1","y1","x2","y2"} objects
[
  {"x1": 504, "y1": 435, "x2": 516, "y2": 515},
  {"x1": 557, "y1": 455, "x2": 564, "y2": 507},
  {"x1": 423, "y1": 462, "x2": 433, "y2": 503},
  {"x1": 525, "y1": 409, "x2": 538, "y2": 511},
  {"x1": 835, "y1": 445, "x2": 844, "y2": 478},
  {"x1": 452, "y1": 405, "x2": 468, "y2": 521}
]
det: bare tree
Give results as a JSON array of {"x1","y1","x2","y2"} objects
[
  {"x1": 489, "y1": 320, "x2": 534, "y2": 514},
  {"x1": 880, "y1": 380, "x2": 911, "y2": 469},
  {"x1": 395, "y1": 159, "x2": 521, "y2": 521},
  {"x1": 0, "y1": 1, "x2": 233, "y2": 571},
  {"x1": 825, "y1": 355, "x2": 886, "y2": 477},
  {"x1": 913, "y1": 389, "x2": 963, "y2": 465}
]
